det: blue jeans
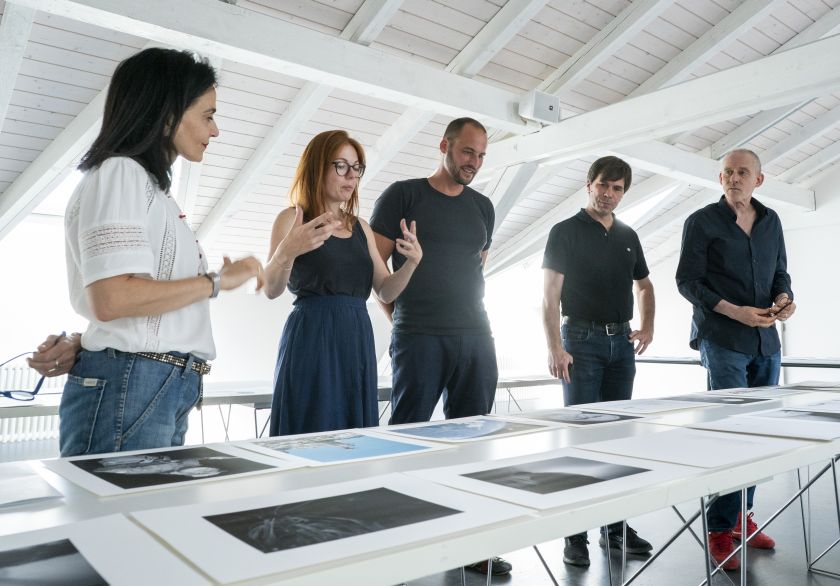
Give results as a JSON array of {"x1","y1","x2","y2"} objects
[
  {"x1": 700, "y1": 338, "x2": 781, "y2": 531},
  {"x1": 59, "y1": 348, "x2": 202, "y2": 457},
  {"x1": 389, "y1": 332, "x2": 498, "y2": 424},
  {"x1": 561, "y1": 322, "x2": 636, "y2": 407}
]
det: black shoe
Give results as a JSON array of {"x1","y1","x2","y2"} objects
[
  {"x1": 563, "y1": 535, "x2": 590, "y2": 566},
  {"x1": 599, "y1": 525, "x2": 653, "y2": 554},
  {"x1": 465, "y1": 556, "x2": 513, "y2": 576}
]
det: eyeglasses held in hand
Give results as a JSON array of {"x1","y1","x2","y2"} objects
[
  {"x1": 331, "y1": 160, "x2": 366, "y2": 178},
  {"x1": 1, "y1": 352, "x2": 46, "y2": 402}
]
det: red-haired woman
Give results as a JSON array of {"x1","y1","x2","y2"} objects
[{"x1": 263, "y1": 130, "x2": 422, "y2": 435}]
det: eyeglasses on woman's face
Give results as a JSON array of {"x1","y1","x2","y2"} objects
[{"x1": 331, "y1": 160, "x2": 365, "y2": 178}]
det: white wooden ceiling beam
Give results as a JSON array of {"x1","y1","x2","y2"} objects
[
  {"x1": 0, "y1": 3, "x2": 35, "y2": 130},
  {"x1": 611, "y1": 141, "x2": 814, "y2": 210},
  {"x1": 361, "y1": 0, "x2": 546, "y2": 188},
  {"x1": 779, "y1": 140, "x2": 840, "y2": 182},
  {"x1": 635, "y1": 188, "x2": 717, "y2": 241},
  {"x1": 12, "y1": 0, "x2": 537, "y2": 134},
  {"x1": 630, "y1": 0, "x2": 782, "y2": 97},
  {"x1": 708, "y1": 5, "x2": 840, "y2": 159},
  {"x1": 482, "y1": 33, "x2": 840, "y2": 174},
  {"x1": 197, "y1": 0, "x2": 400, "y2": 243},
  {"x1": 760, "y1": 104, "x2": 840, "y2": 166},
  {"x1": 539, "y1": 0, "x2": 674, "y2": 95},
  {"x1": 627, "y1": 181, "x2": 687, "y2": 230},
  {"x1": 488, "y1": 162, "x2": 539, "y2": 230}
]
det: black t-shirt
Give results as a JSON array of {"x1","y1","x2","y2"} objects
[
  {"x1": 370, "y1": 178, "x2": 494, "y2": 334},
  {"x1": 288, "y1": 221, "x2": 373, "y2": 300},
  {"x1": 542, "y1": 209, "x2": 649, "y2": 323}
]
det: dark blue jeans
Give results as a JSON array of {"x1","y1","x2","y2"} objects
[
  {"x1": 389, "y1": 332, "x2": 498, "y2": 424},
  {"x1": 700, "y1": 338, "x2": 781, "y2": 531},
  {"x1": 561, "y1": 322, "x2": 636, "y2": 407},
  {"x1": 59, "y1": 348, "x2": 202, "y2": 456}
]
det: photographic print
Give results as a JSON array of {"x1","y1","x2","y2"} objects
[
  {"x1": 132, "y1": 474, "x2": 529, "y2": 584},
  {"x1": 0, "y1": 515, "x2": 208, "y2": 585},
  {"x1": 575, "y1": 398, "x2": 711, "y2": 414},
  {"x1": 205, "y1": 487, "x2": 459, "y2": 553},
  {"x1": 0, "y1": 538, "x2": 106, "y2": 586},
  {"x1": 514, "y1": 408, "x2": 643, "y2": 426},
  {"x1": 45, "y1": 444, "x2": 289, "y2": 496},
  {"x1": 664, "y1": 394, "x2": 772, "y2": 405},
  {"x1": 464, "y1": 456, "x2": 648, "y2": 494},
  {"x1": 751, "y1": 409, "x2": 840, "y2": 424},
  {"x1": 790, "y1": 399, "x2": 840, "y2": 413},
  {"x1": 0, "y1": 463, "x2": 61, "y2": 509},
  {"x1": 238, "y1": 430, "x2": 443, "y2": 466},
  {"x1": 707, "y1": 387, "x2": 808, "y2": 398},
  {"x1": 578, "y1": 427, "x2": 809, "y2": 468},
  {"x1": 692, "y1": 415, "x2": 840, "y2": 441},
  {"x1": 381, "y1": 416, "x2": 551, "y2": 442},
  {"x1": 410, "y1": 448, "x2": 698, "y2": 510}
]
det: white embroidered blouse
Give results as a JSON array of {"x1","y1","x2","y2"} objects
[{"x1": 65, "y1": 157, "x2": 216, "y2": 360}]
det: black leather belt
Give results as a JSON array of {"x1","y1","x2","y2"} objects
[
  {"x1": 136, "y1": 352, "x2": 211, "y2": 375},
  {"x1": 562, "y1": 316, "x2": 629, "y2": 336}
]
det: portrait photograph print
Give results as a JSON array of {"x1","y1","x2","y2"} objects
[
  {"x1": 381, "y1": 415, "x2": 553, "y2": 442},
  {"x1": 131, "y1": 474, "x2": 529, "y2": 584},
  {"x1": 0, "y1": 515, "x2": 209, "y2": 586},
  {"x1": 410, "y1": 448, "x2": 697, "y2": 510},
  {"x1": 45, "y1": 445, "x2": 290, "y2": 496}
]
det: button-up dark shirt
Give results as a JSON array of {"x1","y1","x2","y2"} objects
[{"x1": 676, "y1": 195, "x2": 793, "y2": 356}]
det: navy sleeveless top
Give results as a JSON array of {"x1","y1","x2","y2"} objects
[{"x1": 288, "y1": 221, "x2": 374, "y2": 300}]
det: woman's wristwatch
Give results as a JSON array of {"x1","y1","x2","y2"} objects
[{"x1": 204, "y1": 271, "x2": 221, "y2": 298}]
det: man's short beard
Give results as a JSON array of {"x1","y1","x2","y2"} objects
[{"x1": 445, "y1": 150, "x2": 473, "y2": 186}]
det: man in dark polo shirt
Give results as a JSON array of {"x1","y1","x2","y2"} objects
[
  {"x1": 677, "y1": 149, "x2": 795, "y2": 571},
  {"x1": 542, "y1": 155, "x2": 655, "y2": 567},
  {"x1": 370, "y1": 118, "x2": 508, "y2": 576}
]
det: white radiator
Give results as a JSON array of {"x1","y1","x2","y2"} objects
[{"x1": 0, "y1": 366, "x2": 65, "y2": 443}]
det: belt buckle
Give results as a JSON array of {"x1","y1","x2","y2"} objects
[{"x1": 605, "y1": 322, "x2": 620, "y2": 336}]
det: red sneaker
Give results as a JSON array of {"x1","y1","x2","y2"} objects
[
  {"x1": 733, "y1": 512, "x2": 776, "y2": 549},
  {"x1": 708, "y1": 531, "x2": 740, "y2": 571}
]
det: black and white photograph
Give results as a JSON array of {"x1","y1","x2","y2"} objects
[
  {"x1": 665, "y1": 394, "x2": 772, "y2": 405},
  {"x1": 0, "y1": 538, "x2": 106, "y2": 586},
  {"x1": 46, "y1": 445, "x2": 289, "y2": 496},
  {"x1": 755, "y1": 409, "x2": 840, "y2": 424},
  {"x1": 381, "y1": 415, "x2": 552, "y2": 442},
  {"x1": 0, "y1": 515, "x2": 208, "y2": 586},
  {"x1": 205, "y1": 487, "x2": 461, "y2": 553},
  {"x1": 518, "y1": 408, "x2": 643, "y2": 426},
  {"x1": 464, "y1": 455, "x2": 649, "y2": 494},
  {"x1": 131, "y1": 474, "x2": 528, "y2": 584},
  {"x1": 409, "y1": 448, "x2": 698, "y2": 510}
]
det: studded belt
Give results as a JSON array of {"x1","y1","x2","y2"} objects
[{"x1": 136, "y1": 352, "x2": 211, "y2": 375}]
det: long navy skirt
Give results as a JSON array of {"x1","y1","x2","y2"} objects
[{"x1": 269, "y1": 295, "x2": 378, "y2": 436}]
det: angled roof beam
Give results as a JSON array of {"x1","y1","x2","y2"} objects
[
  {"x1": 539, "y1": 0, "x2": 675, "y2": 95},
  {"x1": 611, "y1": 140, "x2": 814, "y2": 209},
  {"x1": 361, "y1": 0, "x2": 547, "y2": 187},
  {"x1": 488, "y1": 161, "x2": 539, "y2": 232},
  {"x1": 779, "y1": 140, "x2": 840, "y2": 182},
  {"x1": 0, "y1": 3, "x2": 35, "y2": 129},
  {"x1": 635, "y1": 188, "x2": 717, "y2": 241},
  {"x1": 14, "y1": 0, "x2": 537, "y2": 134},
  {"x1": 486, "y1": 174, "x2": 680, "y2": 275},
  {"x1": 708, "y1": 5, "x2": 840, "y2": 159},
  {"x1": 482, "y1": 33, "x2": 840, "y2": 174},
  {"x1": 630, "y1": 0, "x2": 782, "y2": 97},
  {"x1": 760, "y1": 104, "x2": 840, "y2": 166},
  {"x1": 197, "y1": 0, "x2": 402, "y2": 243}
]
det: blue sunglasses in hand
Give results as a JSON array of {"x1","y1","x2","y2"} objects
[{"x1": 0, "y1": 346, "x2": 51, "y2": 402}]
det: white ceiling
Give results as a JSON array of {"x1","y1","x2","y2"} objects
[{"x1": 1, "y1": 0, "x2": 839, "y2": 274}]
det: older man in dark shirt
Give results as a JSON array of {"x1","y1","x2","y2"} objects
[{"x1": 676, "y1": 149, "x2": 795, "y2": 571}]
